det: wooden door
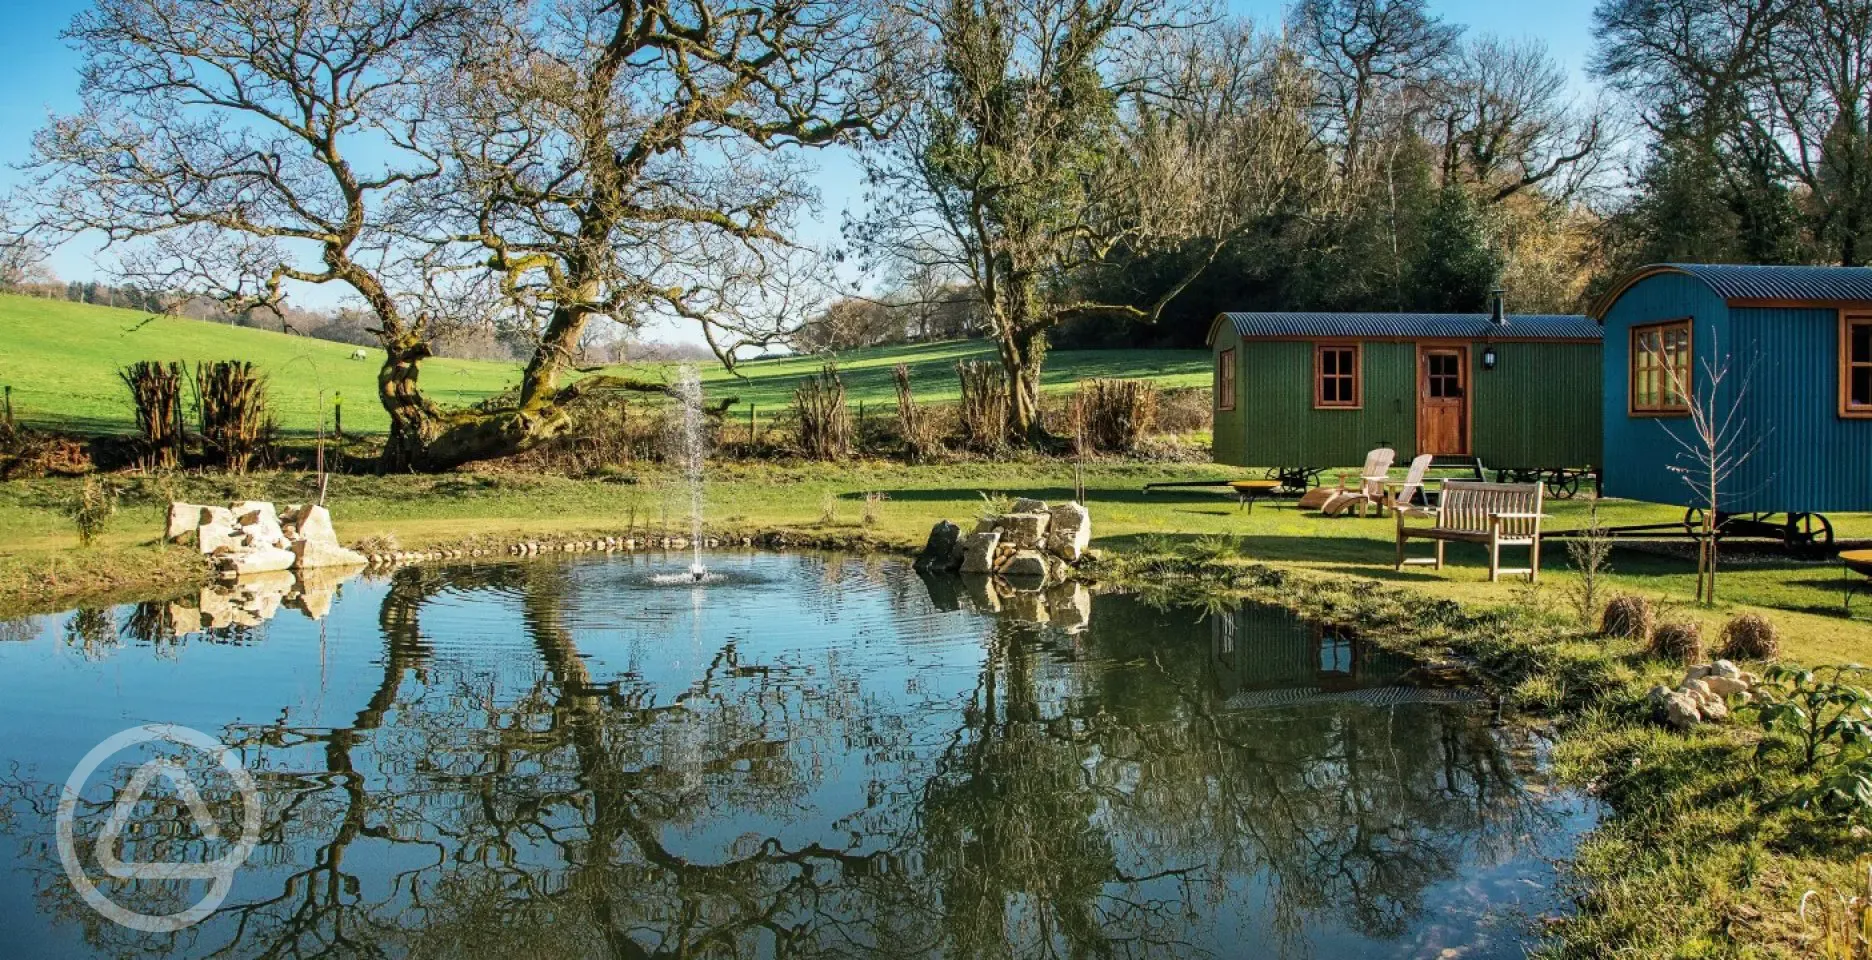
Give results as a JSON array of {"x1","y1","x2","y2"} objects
[{"x1": 1417, "y1": 345, "x2": 1470, "y2": 456}]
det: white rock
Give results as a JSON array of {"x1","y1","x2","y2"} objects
[
  {"x1": 166, "y1": 503, "x2": 206, "y2": 543},
  {"x1": 960, "y1": 532, "x2": 1002, "y2": 574},
  {"x1": 198, "y1": 520, "x2": 244, "y2": 556},
  {"x1": 232, "y1": 501, "x2": 279, "y2": 527},
  {"x1": 1664, "y1": 692, "x2": 1703, "y2": 729},
  {"x1": 218, "y1": 545, "x2": 296, "y2": 577},
  {"x1": 1704, "y1": 675, "x2": 1749, "y2": 697},
  {"x1": 1682, "y1": 678, "x2": 1713, "y2": 700},
  {"x1": 1001, "y1": 550, "x2": 1049, "y2": 583},
  {"x1": 1712, "y1": 659, "x2": 1743, "y2": 680},
  {"x1": 1045, "y1": 502, "x2": 1092, "y2": 562},
  {"x1": 1701, "y1": 696, "x2": 1730, "y2": 721},
  {"x1": 1011, "y1": 497, "x2": 1048, "y2": 514},
  {"x1": 1684, "y1": 663, "x2": 1712, "y2": 681},
  {"x1": 291, "y1": 538, "x2": 367, "y2": 570},
  {"x1": 995, "y1": 513, "x2": 1051, "y2": 550},
  {"x1": 289, "y1": 505, "x2": 338, "y2": 545}
]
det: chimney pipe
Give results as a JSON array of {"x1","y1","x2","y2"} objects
[{"x1": 1489, "y1": 289, "x2": 1506, "y2": 325}]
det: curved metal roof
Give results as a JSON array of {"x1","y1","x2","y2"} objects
[
  {"x1": 1212, "y1": 312, "x2": 1601, "y2": 343},
  {"x1": 1590, "y1": 263, "x2": 1872, "y2": 320}
]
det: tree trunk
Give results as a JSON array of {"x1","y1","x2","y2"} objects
[
  {"x1": 377, "y1": 332, "x2": 440, "y2": 472},
  {"x1": 520, "y1": 303, "x2": 593, "y2": 413},
  {"x1": 996, "y1": 328, "x2": 1048, "y2": 446}
]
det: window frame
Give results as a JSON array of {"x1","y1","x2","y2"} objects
[
  {"x1": 1216, "y1": 347, "x2": 1236, "y2": 412},
  {"x1": 1313, "y1": 342, "x2": 1362, "y2": 410},
  {"x1": 1628, "y1": 318, "x2": 1693, "y2": 417},
  {"x1": 1842, "y1": 312, "x2": 1872, "y2": 419}
]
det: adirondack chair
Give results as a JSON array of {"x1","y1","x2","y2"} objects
[
  {"x1": 1394, "y1": 480, "x2": 1546, "y2": 582},
  {"x1": 1384, "y1": 454, "x2": 1437, "y2": 518},
  {"x1": 1319, "y1": 448, "x2": 1396, "y2": 517}
]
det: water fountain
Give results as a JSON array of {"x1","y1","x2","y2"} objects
[{"x1": 652, "y1": 363, "x2": 712, "y2": 585}]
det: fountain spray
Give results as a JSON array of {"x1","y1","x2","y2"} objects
[{"x1": 673, "y1": 364, "x2": 707, "y2": 582}]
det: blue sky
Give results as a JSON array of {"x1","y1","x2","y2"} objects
[{"x1": 0, "y1": 0, "x2": 1603, "y2": 339}]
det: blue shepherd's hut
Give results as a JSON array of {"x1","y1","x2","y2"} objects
[{"x1": 1590, "y1": 264, "x2": 1872, "y2": 548}]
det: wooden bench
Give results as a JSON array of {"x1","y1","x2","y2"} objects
[{"x1": 1395, "y1": 480, "x2": 1546, "y2": 582}]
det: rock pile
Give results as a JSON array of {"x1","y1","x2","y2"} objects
[
  {"x1": 1646, "y1": 659, "x2": 1762, "y2": 730},
  {"x1": 915, "y1": 498, "x2": 1092, "y2": 587},
  {"x1": 166, "y1": 565, "x2": 358, "y2": 634},
  {"x1": 167, "y1": 500, "x2": 367, "y2": 578}
]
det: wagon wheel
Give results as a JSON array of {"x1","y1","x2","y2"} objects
[
  {"x1": 1683, "y1": 507, "x2": 1730, "y2": 540},
  {"x1": 1545, "y1": 471, "x2": 1581, "y2": 500},
  {"x1": 1786, "y1": 513, "x2": 1836, "y2": 559}
]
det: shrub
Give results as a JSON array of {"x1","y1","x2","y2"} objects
[
  {"x1": 119, "y1": 361, "x2": 186, "y2": 469},
  {"x1": 69, "y1": 476, "x2": 118, "y2": 547},
  {"x1": 1600, "y1": 595, "x2": 1656, "y2": 641},
  {"x1": 1719, "y1": 613, "x2": 1782, "y2": 661},
  {"x1": 195, "y1": 360, "x2": 271, "y2": 472},
  {"x1": 1651, "y1": 619, "x2": 1704, "y2": 664},
  {"x1": 1075, "y1": 378, "x2": 1159, "y2": 454},
  {"x1": 955, "y1": 361, "x2": 1009, "y2": 453},
  {"x1": 793, "y1": 363, "x2": 851, "y2": 460}
]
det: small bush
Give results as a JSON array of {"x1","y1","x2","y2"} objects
[
  {"x1": 1075, "y1": 378, "x2": 1158, "y2": 454},
  {"x1": 1651, "y1": 619, "x2": 1704, "y2": 664},
  {"x1": 69, "y1": 476, "x2": 118, "y2": 547},
  {"x1": 956, "y1": 361, "x2": 1009, "y2": 453},
  {"x1": 819, "y1": 490, "x2": 837, "y2": 525},
  {"x1": 1600, "y1": 595, "x2": 1656, "y2": 641},
  {"x1": 794, "y1": 363, "x2": 851, "y2": 460},
  {"x1": 861, "y1": 491, "x2": 885, "y2": 528},
  {"x1": 1719, "y1": 613, "x2": 1781, "y2": 661}
]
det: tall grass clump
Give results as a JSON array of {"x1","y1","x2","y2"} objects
[
  {"x1": 892, "y1": 362, "x2": 936, "y2": 463},
  {"x1": 1651, "y1": 619, "x2": 1704, "y2": 664},
  {"x1": 195, "y1": 360, "x2": 271, "y2": 472},
  {"x1": 794, "y1": 362, "x2": 851, "y2": 460},
  {"x1": 1601, "y1": 595, "x2": 1655, "y2": 641},
  {"x1": 1076, "y1": 378, "x2": 1157, "y2": 454},
  {"x1": 119, "y1": 361, "x2": 186, "y2": 468},
  {"x1": 1719, "y1": 612, "x2": 1781, "y2": 661},
  {"x1": 956, "y1": 360, "x2": 1008, "y2": 454}
]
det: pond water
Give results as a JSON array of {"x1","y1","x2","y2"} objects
[{"x1": 0, "y1": 553, "x2": 1595, "y2": 959}]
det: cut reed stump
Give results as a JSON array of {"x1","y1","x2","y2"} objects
[
  {"x1": 956, "y1": 360, "x2": 1009, "y2": 453},
  {"x1": 196, "y1": 361, "x2": 272, "y2": 473},
  {"x1": 119, "y1": 361, "x2": 186, "y2": 468},
  {"x1": 794, "y1": 362, "x2": 851, "y2": 460}
]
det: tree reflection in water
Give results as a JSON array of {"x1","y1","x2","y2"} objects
[{"x1": 0, "y1": 554, "x2": 1588, "y2": 960}]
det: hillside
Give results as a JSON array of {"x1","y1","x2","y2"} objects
[{"x1": 0, "y1": 294, "x2": 1209, "y2": 436}]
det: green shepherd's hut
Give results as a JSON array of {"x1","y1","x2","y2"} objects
[{"x1": 1207, "y1": 296, "x2": 1603, "y2": 481}]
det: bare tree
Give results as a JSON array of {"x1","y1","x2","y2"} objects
[
  {"x1": 402, "y1": 0, "x2": 903, "y2": 463},
  {"x1": 1427, "y1": 36, "x2": 1607, "y2": 204},
  {"x1": 1646, "y1": 332, "x2": 1767, "y2": 605},
  {"x1": 856, "y1": 10, "x2": 1328, "y2": 443},
  {"x1": 13, "y1": 0, "x2": 475, "y2": 470},
  {"x1": 1295, "y1": 0, "x2": 1462, "y2": 177}
]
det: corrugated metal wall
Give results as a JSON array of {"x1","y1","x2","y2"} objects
[
  {"x1": 1210, "y1": 323, "x2": 1245, "y2": 466},
  {"x1": 1600, "y1": 272, "x2": 1734, "y2": 507},
  {"x1": 1218, "y1": 341, "x2": 1416, "y2": 467},
  {"x1": 1731, "y1": 307, "x2": 1872, "y2": 513},
  {"x1": 1472, "y1": 341, "x2": 1601, "y2": 469},
  {"x1": 1212, "y1": 336, "x2": 1600, "y2": 470}
]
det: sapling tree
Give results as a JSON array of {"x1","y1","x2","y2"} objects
[{"x1": 1646, "y1": 332, "x2": 1767, "y2": 605}]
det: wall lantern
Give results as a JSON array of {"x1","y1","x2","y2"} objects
[{"x1": 1481, "y1": 345, "x2": 1498, "y2": 370}]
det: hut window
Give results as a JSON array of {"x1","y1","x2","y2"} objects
[
  {"x1": 1216, "y1": 348, "x2": 1236, "y2": 411},
  {"x1": 1630, "y1": 320, "x2": 1692, "y2": 415},
  {"x1": 1845, "y1": 314, "x2": 1872, "y2": 417},
  {"x1": 1314, "y1": 344, "x2": 1361, "y2": 409}
]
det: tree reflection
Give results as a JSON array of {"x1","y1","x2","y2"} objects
[{"x1": 0, "y1": 560, "x2": 1571, "y2": 959}]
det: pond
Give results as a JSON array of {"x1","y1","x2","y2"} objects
[{"x1": 0, "y1": 553, "x2": 1596, "y2": 959}]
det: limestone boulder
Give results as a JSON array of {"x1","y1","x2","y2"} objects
[
  {"x1": 915, "y1": 520, "x2": 964, "y2": 572},
  {"x1": 1011, "y1": 497, "x2": 1048, "y2": 515},
  {"x1": 201, "y1": 506, "x2": 235, "y2": 528},
  {"x1": 1045, "y1": 502, "x2": 1092, "y2": 562},
  {"x1": 996, "y1": 512, "x2": 1051, "y2": 549},
  {"x1": 1663, "y1": 692, "x2": 1703, "y2": 730},
  {"x1": 1704, "y1": 675, "x2": 1749, "y2": 697},
  {"x1": 294, "y1": 505, "x2": 339, "y2": 545},
  {"x1": 198, "y1": 519, "x2": 245, "y2": 556},
  {"x1": 233, "y1": 501, "x2": 279, "y2": 528},
  {"x1": 218, "y1": 545, "x2": 296, "y2": 578},
  {"x1": 1001, "y1": 550, "x2": 1049, "y2": 584},
  {"x1": 166, "y1": 503, "x2": 206, "y2": 544},
  {"x1": 291, "y1": 538, "x2": 368, "y2": 570},
  {"x1": 960, "y1": 532, "x2": 1002, "y2": 574}
]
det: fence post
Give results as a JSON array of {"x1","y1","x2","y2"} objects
[
  {"x1": 856, "y1": 400, "x2": 864, "y2": 454},
  {"x1": 748, "y1": 403, "x2": 756, "y2": 448}
]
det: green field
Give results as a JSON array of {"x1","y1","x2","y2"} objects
[{"x1": 0, "y1": 294, "x2": 1209, "y2": 436}]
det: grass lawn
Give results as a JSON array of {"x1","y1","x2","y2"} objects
[
  {"x1": 5, "y1": 460, "x2": 1871, "y2": 666},
  {"x1": 0, "y1": 294, "x2": 1207, "y2": 437}
]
